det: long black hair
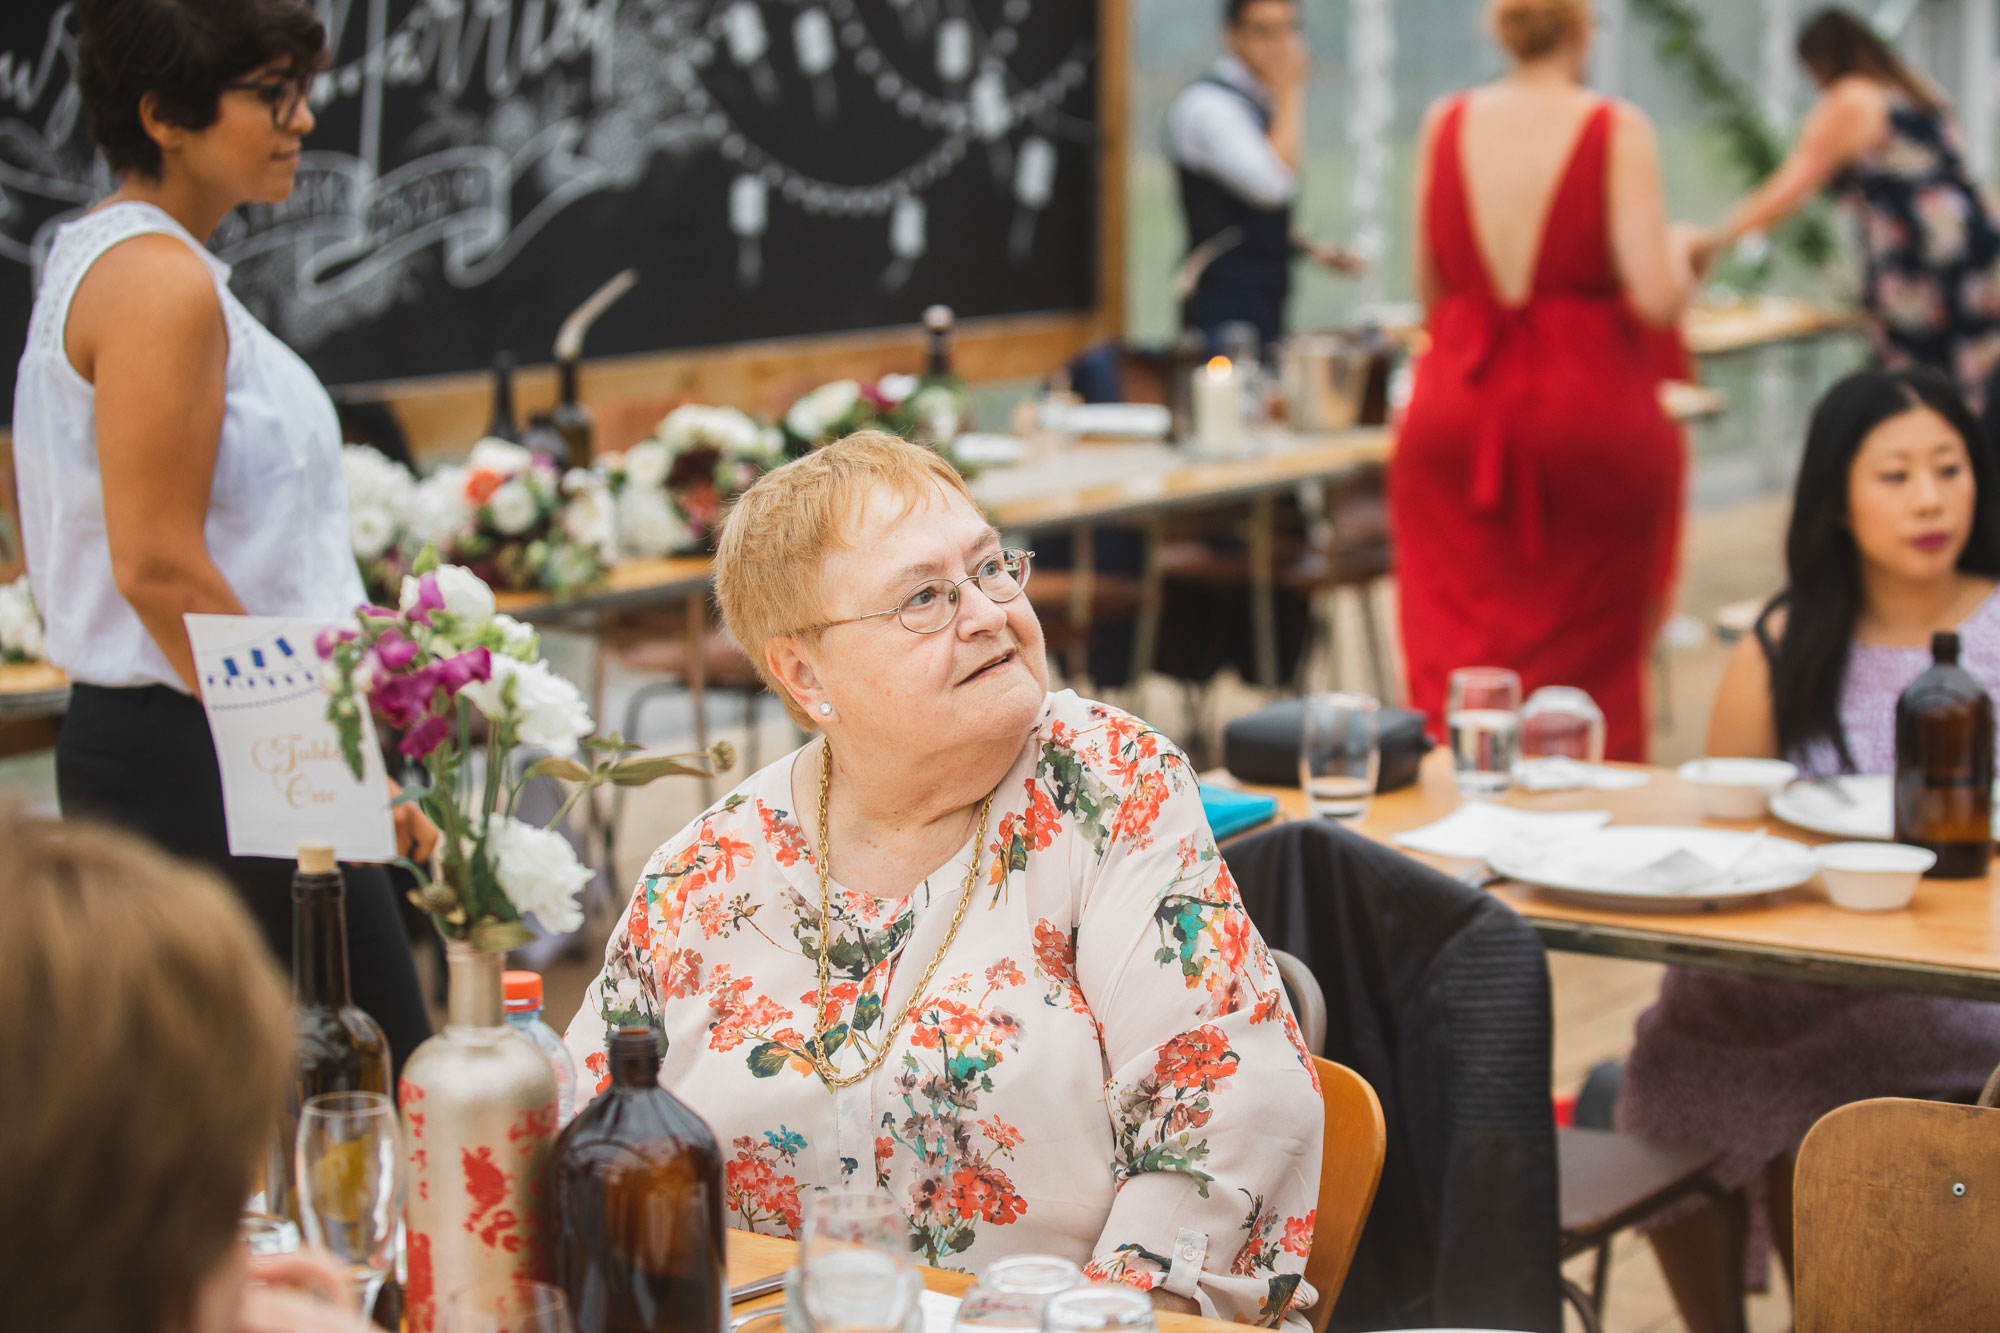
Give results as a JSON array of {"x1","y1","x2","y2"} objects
[
  {"x1": 1760, "y1": 367, "x2": 2000, "y2": 768},
  {"x1": 1796, "y1": 7, "x2": 1942, "y2": 114}
]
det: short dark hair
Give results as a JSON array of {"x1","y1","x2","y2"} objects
[
  {"x1": 1225, "y1": 0, "x2": 1296, "y2": 27},
  {"x1": 71, "y1": 0, "x2": 327, "y2": 179}
]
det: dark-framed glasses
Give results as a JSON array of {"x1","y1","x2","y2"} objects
[
  {"x1": 814, "y1": 548, "x2": 1035, "y2": 636},
  {"x1": 224, "y1": 72, "x2": 316, "y2": 129}
]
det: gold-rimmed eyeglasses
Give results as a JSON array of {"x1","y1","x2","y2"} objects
[
  {"x1": 224, "y1": 73, "x2": 316, "y2": 130},
  {"x1": 804, "y1": 548, "x2": 1035, "y2": 636}
]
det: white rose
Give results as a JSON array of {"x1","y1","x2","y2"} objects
[
  {"x1": 615, "y1": 487, "x2": 693, "y2": 558},
  {"x1": 484, "y1": 813, "x2": 590, "y2": 934},
  {"x1": 402, "y1": 563, "x2": 497, "y2": 631},
  {"x1": 785, "y1": 379, "x2": 861, "y2": 442},
  {"x1": 486, "y1": 478, "x2": 540, "y2": 535},
  {"x1": 704, "y1": 405, "x2": 763, "y2": 453},
  {"x1": 908, "y1": 385, "x2": 962, "y2": 442},
  {"x1": 468, "y1": 437, "x2": 534, "y2": 477},
  {"x1": 0, "y1": 577, "x2": 44, "y2": 661},
  {"x1": 407, "y1": 466, "x2": 474, "y2": 546},
  {"x1": 876, "y1": 373, "x2": 918, "y2": 406},
  {"x1": 560, "y1": 469, "x2": 616, "y2": 558},
  {"x1": 349, "y1": 504, "x2": 398, "y2": 560},
  {"x1": 621, "y1": 439, "x2": 673, "y2": 490},
  {"x1": 461, "y1": 654, "x2": 594, "y2": 756},
  {"x1": 488, "y1": 613, "x2": 539, "y2": 661}
]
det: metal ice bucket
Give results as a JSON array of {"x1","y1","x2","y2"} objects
[{"x1": 1280, "y1": 332, "x2": 1378, "y2": 431}]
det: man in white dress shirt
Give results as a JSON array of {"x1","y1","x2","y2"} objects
[{"x1": 1166, "y1": 0, "x2": 1360, "y2": 356}]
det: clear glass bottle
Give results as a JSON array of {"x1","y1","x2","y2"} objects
[
  {"x1": 505, "y1": 970, "x2": 577, "y2": 1127},
  {"x1": 553, "y1": 1026, "x2": 725, "y2": 1333},
  {"x1": 1894, "y1": 630, "x2": 1994, "y2": 878}
]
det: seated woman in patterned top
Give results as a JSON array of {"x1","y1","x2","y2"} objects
[{"x1": 564, "y1": 432, "x2": 1323, "y2": 1327}]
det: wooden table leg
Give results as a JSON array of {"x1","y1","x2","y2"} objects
[
  {"x1": 1066, "y1": 521, "x2": 1093, "y2": 688},
  {"x1": 687, "y1": 592, "x2": 712, "y2": 804},
  {"x1": 1248, "y1": 493, "x2": 1278, "y2": 690},
  {"x1": 1131, "y1": 515, "x2": 1166, "y2": 693}
]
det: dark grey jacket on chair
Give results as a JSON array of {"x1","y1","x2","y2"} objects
[{"x1": 1223, "y1": 820, "x2": 1561, "y2": 1333}]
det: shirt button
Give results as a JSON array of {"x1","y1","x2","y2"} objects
[{"x1": 1179, "y1": 1245, "x2": 1197, "y2": 1261}]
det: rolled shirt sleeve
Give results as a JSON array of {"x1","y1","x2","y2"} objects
[
  {"x1": 1167, "y1": 81, "x2": 1299, "y2": 212},
  {"x1": 1072, "y1": 737, "x2": 1324, "y2": 1328}
]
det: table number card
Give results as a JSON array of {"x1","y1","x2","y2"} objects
[{"x1": 185, "y1": 614, "x2": 396, "y2": 861}]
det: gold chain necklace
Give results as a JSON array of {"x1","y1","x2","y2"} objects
[{"x1": 808, "y1": 741, "x2": 994, "y2": 1089}]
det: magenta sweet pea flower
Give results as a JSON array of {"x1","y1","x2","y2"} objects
[
  {"x1": 314, "y1": 625, "x2": 357, "y2": 659},
  {"x1": 398, "y1": 714, "x2": 452, "y2": 760},
  {"x1": 405, "y1": 574, "x2": 445, "y2": 626},
  {"x1": 373, "y1": 628, "x2": 419, "y2": 671},
  {"x1": 371, "y1": 663, "x2": 441, "y2": 729},
  {"x1": 434, "y1": 646, "x2": 492, "y2": 695}
]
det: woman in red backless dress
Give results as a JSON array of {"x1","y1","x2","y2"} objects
[{"x1": 1394, "y1": 0, "x2": 1696, "y2": 761}]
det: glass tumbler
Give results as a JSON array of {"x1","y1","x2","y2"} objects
[
  {"x1": 1447, "y1": 667, "x2": 1523, "y2": 796},
  {"x1": 955, "y1": 1255, "x2": 1083, "y2": 1333},
  {"x1": 442, "y1": 1279, "x2": 576, "y2": 1333},
  {"x1": 1298, "y1": 692, "x2": 1380, "y2": 821},
  {"x1": 1040, "y1": 1285, "x2": 1158, "y2": 1333},
  {"x1": 1519, "y1": 686, "x2": 1606, "y2": 764},
  {"x1": 798, "y1": 1191, "x2": 923, "y2": 1333},
  {"x1": 240, "y1": 1211, "x2": 300, "y2": 1257}
]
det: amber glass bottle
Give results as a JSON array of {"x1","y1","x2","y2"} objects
[
  {"x1": 554, "y1": 1027, "x2": 725, "y2": 1333},
  {"x1": 268, "y1": 845, "x2": 391, "y2": 1220},
  {"x1": 549, "y1": 356, "x2": 594, "y2": 467},
  {"x1": 1894, "y1": 631, "x2": 1994, "y2": 878}
]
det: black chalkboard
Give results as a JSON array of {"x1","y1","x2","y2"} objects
[{"x1": 0, "y1": 0, "x2": 1100, "y2": 420}]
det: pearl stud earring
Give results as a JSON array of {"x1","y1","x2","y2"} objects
[{"x1": 819, "y1": 702, "x2": 833, "y2": 716}]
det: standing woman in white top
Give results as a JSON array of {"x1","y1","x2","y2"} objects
[{"x1": 12, "y1": 0, "x2": 431, "y2": 1069}]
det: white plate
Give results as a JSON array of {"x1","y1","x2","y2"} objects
[
  {"x1": 1488, "y1": 826, "x2": 1819, "y2": 910},
  {"x1": 1040, "y1": 401, "x2": 1173, "y2": 439},
  {"x1": 1769, "y1": 774, "x2": 2000, "y2": 842}
]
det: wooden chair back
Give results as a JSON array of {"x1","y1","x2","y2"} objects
[
  {"x1": 1794, "y1": 1095, "x2": 2000, "y2": 1332},
  {"x1": 1303, "y1": 1055, "x2": 1386, "y2": 1333}
]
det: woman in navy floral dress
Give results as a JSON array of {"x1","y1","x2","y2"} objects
[{"x1": 1694, "y1": 9, "x2": 2000, "y2": 407}]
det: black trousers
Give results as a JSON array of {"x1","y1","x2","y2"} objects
[{"x1": 57, "y1": 683, "x2": 433, "y2": 1073}]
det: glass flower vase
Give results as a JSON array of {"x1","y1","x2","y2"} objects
[{"x1": 400, "y1": 939, "x2": 559, "y2": 1332}]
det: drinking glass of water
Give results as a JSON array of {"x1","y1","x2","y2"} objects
[
  {"x1": 1040, "y1": 1285, "x2": 1158, "y2": 1333},
  {"x1": 955, "y1": 1255, "x2": 1083, "y2": 1333},
  {"x1": 1520, "y1": 686, "x2": 1605, "y2": 764},
  {"x1": 1447, "y1": 667, "x2": 1523, "y2": 796},
  {"x1": 1299, "y1": 692, "x2": 1379, "y2": 821},
  {"x1": 799, "y1": 1191, "x2": 922, "y2": 1333}
]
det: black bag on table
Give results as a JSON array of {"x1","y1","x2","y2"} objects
[{"x1": 1222, "y1": 697, "x2": 1435, "y2": 793}]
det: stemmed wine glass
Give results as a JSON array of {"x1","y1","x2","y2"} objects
[
  {"x1": 442, "y1": 1279, "x2": 577, "y2": 1333},
  {"x1": 294, "y1": 1090, "x2": 405, "y2": 1316},
  {"x1": 797, "y1": 1191, "x2": 923, "y2": 1333}
]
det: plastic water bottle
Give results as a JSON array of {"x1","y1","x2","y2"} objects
[{"x1": 504, "y1": 970, "x2": 576, "y2": 1125}]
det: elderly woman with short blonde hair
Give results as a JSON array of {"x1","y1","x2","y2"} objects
[{"x1": 566, "y1": 432, "x2": 1323, "y2": 1326}]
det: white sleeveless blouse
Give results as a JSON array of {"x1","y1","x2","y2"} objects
[{"x1": 12, "y1": 202, "x2": 364, "y2": 690}]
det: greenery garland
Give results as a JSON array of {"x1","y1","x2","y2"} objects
[{"x1": 1630, "y1": 0, "x2": 1837, "y2": 269}]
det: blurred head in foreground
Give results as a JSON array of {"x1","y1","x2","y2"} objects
[
  {"x1": 0, "y1": 816, "x2": 292, "y2": 1333},
  {"x1": 1487, "y1": 0, "x2": 1592, "y2": 71}
]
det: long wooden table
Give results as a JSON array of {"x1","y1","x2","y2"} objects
[
  {"x1": 1250, "y1": 749, "x2": 2000, "y2": 1003},
  {"x1": 727, "y1": 1229, "x2": 1248, "y2": 1333}
]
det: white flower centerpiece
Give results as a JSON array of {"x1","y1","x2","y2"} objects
[
  {"x1": 407, "y1": 438, "x2": 611, "y2": 596},
  {"x1": 782, "y1": 375, "x2": 975, "y2": 473},
  {"x1": 0, "y1": 574, "x2": 45, "y2": 664},
  {"x1": 341, "y1": 445, "x2": 419, "y2": 605},
  {"x1": 601, "y1": 404, "x2": 780, "y2": 556},
  {"x1": 318, "y1": 550, "x2": 731, "y2": 946}
]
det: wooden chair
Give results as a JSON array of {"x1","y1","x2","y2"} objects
[
  {"x1": 1271, "y1": 950, "x2": 1387, "y2": 1332},
  {"x1": 1303, "y1": 1055, "x2": 1386, "y2": 1333},
  {"x1": 1794, "y1": 1093, "x2": 2000, "y2": 1332}
]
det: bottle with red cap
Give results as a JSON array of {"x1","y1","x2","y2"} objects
[{"x1": 505, "y1": 970, "x2": 577, "y2": 1126}]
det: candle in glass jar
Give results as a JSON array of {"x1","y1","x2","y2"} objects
[{"x1": 1193, "y1": 356, "x2": 1244, "y2": 456}]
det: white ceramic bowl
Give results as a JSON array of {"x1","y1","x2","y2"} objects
[
  {"x1": 1677, "y1": 758, "x2": 1800, "y2": 821},
  {"x1": 1816, "y1": 841, "x2": 1936, "y2": 912}
]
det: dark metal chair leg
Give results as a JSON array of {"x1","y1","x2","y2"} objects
[{"x1": 1561, "y1": 1276, "x2": 1606, "y2": 1333}]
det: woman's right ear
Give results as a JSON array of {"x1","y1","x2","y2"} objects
[{"x1": 764, "y1": 636, "x2": 821, "y2": 719}]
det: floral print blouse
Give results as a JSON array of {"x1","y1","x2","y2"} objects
[{"x1": 564, "y1": 691, "x2": 1324, "y2": 1327}]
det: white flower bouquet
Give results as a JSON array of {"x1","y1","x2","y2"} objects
[
  {"x1": 318, "y1": 552, "x2": 732, "y2": 947},
  {"x1": 0, "y1": 574, "x2": 45, "y2": 665},
  {"x1": 781, "y1": 375, "x2": 974, "y2": 472},
  {"x1": 341, "y1": 445, "x2": 419, "y2": 605},
  {"x1": 601, "y1": 404, "x2": 781, "y2": 557},
  {"x1": 409, "y1": 438, "x2": 610, "y2": 596}
]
